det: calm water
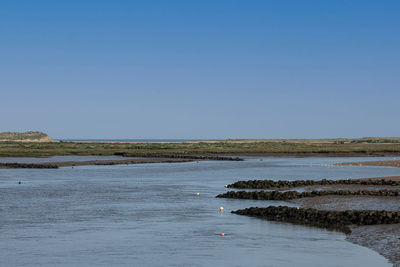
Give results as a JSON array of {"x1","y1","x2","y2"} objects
[{"x1": 1, "y1": 156, "x2": 399, "y2": 266}]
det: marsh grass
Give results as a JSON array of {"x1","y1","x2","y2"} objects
[{"x1": 0, "y1": 139, "x2": 400, "y2": 157}]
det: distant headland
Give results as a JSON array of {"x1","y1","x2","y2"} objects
[{"x1": 0, "y1": 131, "x2": 54, "y2": 142}]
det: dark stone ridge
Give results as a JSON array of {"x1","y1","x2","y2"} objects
[
  {"x1": 0, "y1": 159, "x2": 192, "y2": 169},
  {"x1": 114, "y1": 152, "x2": 243, "y2": 161},
  {"x1": 0, "y1": 163, "x2": 59, "y2": 169},
  {"x1": 227, "y1": 178, "x2": 400, "y2": 189},
  {"x1": 217, "y1": 189, "x2": 400, "y2": 200},
  {"x1": 232, "y1": 206, "x2": 400, "y2": 234}
]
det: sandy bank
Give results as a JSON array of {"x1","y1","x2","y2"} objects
[
  {"x1": 337, "y1": 160, "x2": 400, "y2": 167},
  {"x1": 295, "y1": 192, "x2": 400, "y2": 265},
  {"x1": 295, "y1": 178, "x2": 400, "y2": 266}
]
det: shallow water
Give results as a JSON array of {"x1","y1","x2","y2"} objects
[{"x1": 0, "y1": 156, "x2": 399, "y2": 266}]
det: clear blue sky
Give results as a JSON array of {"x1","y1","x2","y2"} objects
[{"x1": 1, "y1": 0, "x2": 399, "y2": 139}]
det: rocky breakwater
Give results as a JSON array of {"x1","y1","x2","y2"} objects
[
  {"x1": 0, "y1": 158, "x2": 194, "y2": 169},
  {"x1": 217, "y1": 189, "x2": 400, "y2": 201},
  {"x1": 227, "y1": 178, "x2": 400, "y2": 189},
  {"x1": 221, "y1": 177, "x2": 400, "y2": 265},
  {"x1": 0, "y1": 163, "x2": 59, "y2": 169},
  {"x1": 232, "y1": 206, "x2": 400, "y2": 234},
  {"x1": 115, "y1": 152, "x2": 243, "y2": 161}
]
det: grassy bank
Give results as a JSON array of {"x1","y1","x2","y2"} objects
[{"x1": 1, "y1": 139, "x2": 400, "y2": 157}]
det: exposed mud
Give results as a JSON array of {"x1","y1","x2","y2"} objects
[
  {"x1": 337, "y1": 160, "x2": 400, "y2": 168},
  {"x1": 0, "y1": 158, "x2": 192, "y2": 168},
  {"x1": 115, "y1": 152, "x2": 243, "y2": 161},
  {"x1": 297, "y1": 195, "x2": 400, "y2": 212},
  {"x1": 0, "y1": 154, "x2": 244, "y2": 169},
  {"x1": 347, "y1": 224, "x2": 400, "y2": 266},
  {"x1": 224, "y1": 177, "x2": 400, "y2": 266}
]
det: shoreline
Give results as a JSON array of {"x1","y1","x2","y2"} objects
[
  {"x1": 0, "y1": 155, "x2": 242, "y2": 169},
  {"x1": 1, "y1": 151, "x2": 400, "y2": 157},
  {"x1": 1, "y1": 154, "x2": 397, "y2": 169},
  {"x1": 0, "y1": 158, "x2": 194, "y2": 169},
  {"x1": 295, "y1": 182, "x2": 400, "y2": 266},
  {"x1": 337, "y1": 160, "x2": 400, "y2": 168},
  {"x1": 1, "y1": 140, "x2": 400, "y2": 158},
  {"x1": 224, "y1": 176, "x2": 400, "y2": 266}
]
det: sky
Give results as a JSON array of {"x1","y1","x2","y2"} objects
[{"x1": 1, "y1": 0, "x2": 399, "y2": 139}]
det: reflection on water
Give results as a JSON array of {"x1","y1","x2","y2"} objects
[{"x1": 0, "y1": 157, "x2": 397, "y2": 266}]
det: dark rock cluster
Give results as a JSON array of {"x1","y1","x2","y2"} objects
[
  {"x1": 217, "y1": 189, "x2": 400, "y2": 201},
  {"x1": 115, "y1": 152, "x2": 243, "y2": 161},
  {"x1": 0, "y1": 163, "x2": 59, "y2": 169},
  {"x1": 233, "y1": 206, "x2": 400, "y2": 233},
  {"x1": 227, "y1": 178, "x2": 400, "y2": 189}
]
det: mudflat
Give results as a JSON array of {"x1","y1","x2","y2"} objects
[
  {"x1": 294, "y1": 180, "x2": 400, "y2": 266},
  {"x1": 0, "y1": 158, "x2": 193, "y2": 169},
  {"x1": 225, "y1": 176, "x2": 400, "y2": 266},
  {"x1": 0, "y1": 154, "x2": 242, "y2": 168},
  {"x1": 337, "y1": 160, "x2": 400, "y2": 168}
]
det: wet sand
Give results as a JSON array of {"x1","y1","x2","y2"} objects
[
  {"x1": 228, "y1": 174, "x2": 400, "y2": 265},
  {"x1": 337, "y1": 160, "x2": 400, "y2": 168},
  {"x1": 297, "y1": 195, "x2": 400, "y2": 212},
  {"x1": 347, "y1": 225, "x2": 400, "y2": 266},
  {"x1": 295, "y1": 179, "x2": 400, "y2": 192}
]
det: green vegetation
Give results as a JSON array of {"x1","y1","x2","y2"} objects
[
  {"x1": 0, "y1": 138, "x2": 400, "y2": 157},
  {"x1": 224, "y1": 137, "x2": 400, "y2": 143},
  {"x1": 351, "y1": 137, "x2": 400, "y2": 144}
]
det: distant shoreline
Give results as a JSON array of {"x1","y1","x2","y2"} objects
[
  {"x1": 55, "y1": 139, "x2": 198, "y2": 143},
  {"x1": 1, "y1": 137, "x2": 400, "y2": 158}
]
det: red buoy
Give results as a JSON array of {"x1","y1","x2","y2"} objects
[{"x1": 220, "y1": 233, "x2": 225, "y2": 237}]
